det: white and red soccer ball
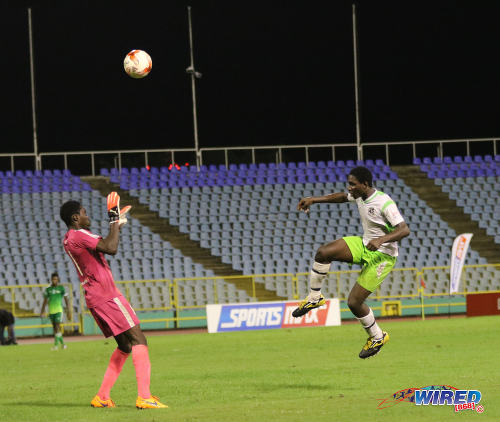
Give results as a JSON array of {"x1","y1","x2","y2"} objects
[{"x1": 123, "y1": 49, "x2": 152, "y2": 79}]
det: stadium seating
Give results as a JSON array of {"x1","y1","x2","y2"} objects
[
  {"x1": 2, "y1": 158, "x2": 495, "y2": 313},
  {"x1": 0, "y1": 171, "x2": 251, "y2": 314},
  {"x1": 101, "y1": 159, "x2": 487, "y2": 298},
  {"x1": 416, "y1": 155, "x2": 500, "y2": 244}
]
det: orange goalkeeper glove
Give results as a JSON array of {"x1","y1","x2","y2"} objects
[{"x1": 107, "y1": 192, "x2": 132, "y2": 226}]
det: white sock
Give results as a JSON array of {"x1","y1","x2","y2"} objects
[
  {"x1": 308, "y1": 261, "x2": 330, "y2": 300},
  {"x1": 357, "y1": 308, "x2": 383, "y2": 339}
]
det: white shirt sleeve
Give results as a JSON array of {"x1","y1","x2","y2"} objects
[{"x1": 383, "y1": 203, "x2": 405, "y2": 227}]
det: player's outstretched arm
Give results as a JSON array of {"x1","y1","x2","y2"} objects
[{"x1": 297, "y1": 192, "x2": 348, "y2": 213}]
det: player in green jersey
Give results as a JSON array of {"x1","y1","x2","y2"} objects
[{"x1": 40, "y1": 273, "x2": 72, "y2": 350}]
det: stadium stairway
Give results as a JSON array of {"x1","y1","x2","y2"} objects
[
  {"x1": 392, "y1": 165, "x2": 500, "y2": 263},
  {"x1": 81, "y1": 176, "x2": 284, "y2": 302}
]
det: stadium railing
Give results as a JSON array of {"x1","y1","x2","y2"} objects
[{"x1": 1, "y1": 137, "x2": 498, "y2": 174}]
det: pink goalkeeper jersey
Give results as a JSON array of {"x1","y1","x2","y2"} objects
[{"x1": 63, "y1": 229, "x2": 122, "y2": 308}]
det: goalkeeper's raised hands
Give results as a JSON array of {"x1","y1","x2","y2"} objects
[{"x1": 107, "y1": 192, "x2": 132, "y2": 226}]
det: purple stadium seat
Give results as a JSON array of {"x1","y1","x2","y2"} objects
[
  {"x1": 346, "y1": 160, "x2": 355, "y2": 167},
  {"x1": 433, "y1": 157, "x2": 442, "y2": 164},
  {"x1": 494, "y1": 155, "x2": 500, "y2": 162},
  {"x1": 412, "y1": 157, "x2": 422, "y2": 165},
  {"x1": 443, "y1": 156, "x2": 452, "y2": 164},
  {"x1": 484, "y1": 155, "x2": 493, "y2": 162},
  {"x1": 422, "y1": 157, "x2": 432, "y2": 164},
  {"x1": 317, "y1": 161, "x2": 326, "y2": 168},
  {"x1": 287, "y1": 162, "x2": 297, "y2": 169},
  {"x1": 375, "y1": 159, "x2": 385, "y2": 166},
  {"x1": 100, "y1": 168, "x2": 110, "y2": 176},
  {"x1": 249, "y1": 163, "x2": 258, "y2": 171},
  {"x1": 356, "y1": 160, "x2": 364, "y2": 166},
  {"x1": 474, "y1": 155, "x2": 483, "y2": 163},
  {"x1": 464, "y1": 156, "x2": 473, "y2": 163}
]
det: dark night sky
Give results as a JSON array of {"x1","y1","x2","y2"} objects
[{"x1": 2, "y1": 0, "x2": 500, "y2": 162}]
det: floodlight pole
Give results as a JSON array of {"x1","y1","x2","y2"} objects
[
  {"x1": 28, "y1": 8, "x2": 40, "y2": 171},
  {"x1": 352, "y1": 2, "x2": 362, "y2": 161},
  {"x1": 186, "y1": 6, "x2": 202, "y2": 169}
]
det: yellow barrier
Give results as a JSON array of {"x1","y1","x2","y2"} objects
[
  {"x1": 0, "y1": 283, "x2": 81, "y2": 332},
  {"x1": 1, "y1": 263, "x2": 499, "y2": 331}
]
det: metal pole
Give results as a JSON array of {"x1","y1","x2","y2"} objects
[
  {"x1": 352, "y1": 2, "x2": 362, "y2": 161},
  {"x1": 28, "y1": 8, "x2": 40, "y2": 171},
  {"x1": 187, "y1": 6, "x2": 201, "y2": 169}
]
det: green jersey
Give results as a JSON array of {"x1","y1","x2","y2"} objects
[{"x1": 44, "y1": 285, "x2": 67, "y2": 315}]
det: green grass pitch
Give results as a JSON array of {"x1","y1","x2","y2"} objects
[{"x1": 0, "y1": 316, "x2": 498, "y2": 422}]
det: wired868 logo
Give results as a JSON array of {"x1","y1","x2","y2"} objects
[
  {"x1": 377, "y1": 385, "x2": 484, "y2": 413},
  {"x1": 415, "y1": 388, "x2": 483, "y2": 413}
]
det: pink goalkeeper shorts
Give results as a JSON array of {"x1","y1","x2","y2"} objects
[{"x1": 89, "y1": 295, "x2": 140, "y2": 338}]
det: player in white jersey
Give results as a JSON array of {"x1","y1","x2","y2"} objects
[{"x1": 293, "y1": 166, "x2": 410, "y2": 358}]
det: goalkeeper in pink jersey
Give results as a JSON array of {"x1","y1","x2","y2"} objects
[{"x1": 60, "y1": 192, "x2": 167, "y2": 409}]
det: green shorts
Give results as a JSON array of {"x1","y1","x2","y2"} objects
[
  {"x1": 343, "y1": 236, "x2": 397, "y2": 292},
  {"x1": 49, "y1": 312, "x2": 62, "y2": 324}
]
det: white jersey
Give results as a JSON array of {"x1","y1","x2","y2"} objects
[{"x1": 347, "y1": 189, "x2": 405, "y2": 257}]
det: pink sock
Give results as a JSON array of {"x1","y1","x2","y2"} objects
[
  {"x1": 98, "y1": 348, "x2": 129, "y2": 400},
  {"x1": 132, "y1": 344, "x2": 151, "y2": 398}
]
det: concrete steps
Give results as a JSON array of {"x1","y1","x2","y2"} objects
[
  {"x1": 81, "y1": 176, "x2": 285, "y2": 301},
  {"x1": 392, "y1": 165, "x2": 500, "y2": 263}
]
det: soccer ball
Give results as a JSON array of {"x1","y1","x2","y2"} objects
[{"x1": 123, "y1": 50, "x2": 152, "y2": 79}]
